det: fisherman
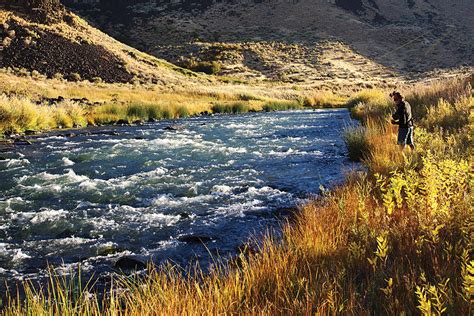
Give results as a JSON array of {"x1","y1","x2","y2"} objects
[{"x1": 390, "y1": 91, "x2": 415, "y2": 150}]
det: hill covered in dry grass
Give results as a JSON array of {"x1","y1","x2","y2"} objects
[{"x1": 63, "y1": 0, "x2": 473, "y2": 85}]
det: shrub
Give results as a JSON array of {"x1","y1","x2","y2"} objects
[
  {"x1": 53, "y1": 107, "x2": 74, "y2": 129},
  {"x1": 160, "y1": 107, "x2": 173, "y2": 119},
  {"x1": 68, "y1": 73, "x2": 82, "y2": 82},
  {"x1": 303, "y1": 91, "x2": 346, "y2": 108},
  {"x1": 420, "y1": 97, "x2": 471, "y2": 132},
  {"x1": 127, "y1": 103, "x2": 148, "y2": 119},
  {"x1": 343, "y1": 125, "x2": 371, "y2": 161},
  {"x1": 0, "y1": 94, "x2": 54, "y2": 133},
  {"x1": 211, "y1": 102, "x2": 249, "y2": 114},
  {"x1": 61, "y1": 101, "x2": 87, "y2": 127},
  {"x1": 90, "y1": 113, "x2": 120, "y2": 125},
  {"x1": 262, "y1": 100, "x2": 301, "y2": 112},
  {"x1": 186, "y1": 60, "x2": 222, "y2": 75},
  {"x1": 175, "y1": 106, "x2": 189, "y2": 118},
  {"x1": 345, "y1": 89, "x2": 389, "y2": 108},
  {"x1": 146, "y1": 105, "x2": 162, "y2": 120},
  {"x1": 238, "y1": 93, "x2": 261, "y2": 101}
]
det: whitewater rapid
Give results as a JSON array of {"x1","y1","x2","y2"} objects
[{"x1": 0, "y1": 109, "x2": 356, "y2": 287}]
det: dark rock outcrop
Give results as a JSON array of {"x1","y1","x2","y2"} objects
[
  {"x1": 114, "y1": 256, "x2": 146, "y2": 271},
  {"x1": 178, "y1": 235, "x2": 214, "y2": 244},
  {"x1": 0, "y1": 0, "x2": 66, "y2": 23},
  {"x1": 0, "y1": 21, "x2": 134, "y2": 83}
]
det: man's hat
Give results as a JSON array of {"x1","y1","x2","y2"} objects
[{"x1": 389, "y1": 91, "x2": 402, "y2": 98}]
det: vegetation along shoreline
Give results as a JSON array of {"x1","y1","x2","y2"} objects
[{"x1": 1, "y1": 75, "x2": 472, "y2": 314}]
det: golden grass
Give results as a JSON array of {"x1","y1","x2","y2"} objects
[
  {"x1": 1, "y1": 77, "x2": 473, "y2": 315},
  {"x1": 303, "y1": 90, "x2": 347, "y2": 108},
  {"x1": 0, "y1": 95, "x2": 87, "y2": 133},
  {"x1": 0, "y1": 70, "x2": 350, "y2": 135}
]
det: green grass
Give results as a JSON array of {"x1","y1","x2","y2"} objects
[
  {"x1": 262, "y1": 100, "x2": 302, "y2": 111},
  {"x1": 343, "y1": 125, "x2": 371, "y2": 161},
  {"x1": 211, "y1": 102, "x2": 250, "y2": 114}
]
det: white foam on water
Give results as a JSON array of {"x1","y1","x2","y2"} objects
[
  {"x1": 96, "y1": 138, "x2": 127, "y2": 144},
  {"x1": 211, "y1": 185, "x2": 233, "y2": 195},
  {"x1": 78, "y1": 179, "x2": 102, "y2": 191},
  {"x1": 150, "y1": 194, "x2": 183, "y2": 207},
  {"x1": 0, "y1": 243, "x2": 9, "y2": 254},
  {"x1": 3, "y1": 158, "x2": 30, "y2": 169},
  {"x1": 88, "y1": 217, "x2": 119, "y2": 232},
  {"x1": 12, "y1": 249, "x2": 31, "y2": 262},
  {"x1": 188, "y1": 181, "x2": 202, "y2": 195},
  {"x1": 30, "y1": 209, "x2": 68, "y2": 224},
  {"x1": 75, "y1": 201, "x2": 97, "y2": 209},
  {"x1": 126, "y1": 167, "x2": 168, "y2": 182},
  {"x1": 62, "y1": 157, "x2": 75, "y2": 166},
  {"x1": 141, "y1": 213, "x2": 180, "y2": 226},
  {"x1": 226, "y1": 123, "x2": 259, "y2": 129},
  {"x1": 247, "y1": 186, "x2": 290, "y2": 198},
  {"x1": 223, "y1": 147, "x2": 247, "y2": 154},
  {"x1": 150, "y1": 193, "x2": 215, "y2": 208},
  {"x1": 17, "y1": 168, "x2": 88, "y2": 184},
  {"x1": 0, "y1": 197, "x2": 27, "y2": 213},
  {"x1": 56, "y1": 236, "x2": 95, "y2": 246},
  {"x1": 268, "y1": 148, "x2": 317, "y2": 157},
  {"x1": 215, "y1": 199, "x2": 264, "y2": 217}
]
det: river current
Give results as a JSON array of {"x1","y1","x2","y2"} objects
[{"x1": 0, "y1": 109, "x2": 356, "y2": 287}]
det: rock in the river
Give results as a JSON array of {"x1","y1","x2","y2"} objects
[
  {"x1": 132, "y1": 120, "x2": 144, "y2": 125},
  {"x1": 115, "y1": 119, "x2": 129, "y2": 125},
  {"x1": 178, "y1": 235, "x2": 214, "y2": 244},
  {"x1": 14, "y1": 138, "x2": 32, "y2": 145},
  {"x1": 24, "y1": 130, "x2": 38, "y2": 135},
  {"x1": 164, "y1": 124, "x2": 186, "y2": 131},
  {"x1": 114, "y1": 257, "x2": 146, "y2": 271},
  {"x1": 178, "y1": 212, "x2": 191, "y2": 219},
  {"x1": 55, "y1": 229, "x2": 74, "y2": 239}
]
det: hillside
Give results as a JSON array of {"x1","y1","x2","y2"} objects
[
  {"x1": 61, "y1": 0, "x2": 473, "y2": 85},
  {"x1": 0, "y1": 0, "x2": 207, "y2": 85}
]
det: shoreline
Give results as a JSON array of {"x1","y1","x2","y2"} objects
[
  {"x1": 0, "y1": 107, "x2": 349, "y2": 152},
  {"x1": 0, "y1": 77, "x2": 472, "y2": 314}
]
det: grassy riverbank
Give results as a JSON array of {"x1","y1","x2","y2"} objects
[
  {"x1": 2, "y1": 77, "x2": 473, "y2": 315},
  {"x1": 0, "y1": 72, "x2": 348, "y2": 136}
]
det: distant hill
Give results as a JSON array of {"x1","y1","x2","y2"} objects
[{"x1": 58, "y1": 0, "x2": 473, "y2": 84}]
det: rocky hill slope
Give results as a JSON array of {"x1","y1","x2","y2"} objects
[
  {"x1": 60, "y1": 0, "x2": 473, "y2": 85},
  {"x1": 0, "y1": 0, "x2": 205, "y2": 85}
]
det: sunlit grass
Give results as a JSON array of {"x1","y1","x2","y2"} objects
[
  {"x1": 304, "y1": 90, "x2": 347, "y2": 108},
  {"x1": 262, "y1": 100, "x2": 302, "y2": 111},
  {"x1": 1, "y1": 77, "x2": 472, "y2": 315}
]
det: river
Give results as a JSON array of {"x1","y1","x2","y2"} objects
[{"x1": 0, "y1": 109, "x2": 356, "y2": 289}]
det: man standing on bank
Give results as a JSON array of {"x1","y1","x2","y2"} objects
[{"x1": 390, "y1": 91, "x2": 415, "y2": 150}]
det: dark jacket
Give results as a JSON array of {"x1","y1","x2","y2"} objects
[{"x1": 392, "y1": 101, "x2": 413, "y2": 128}]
